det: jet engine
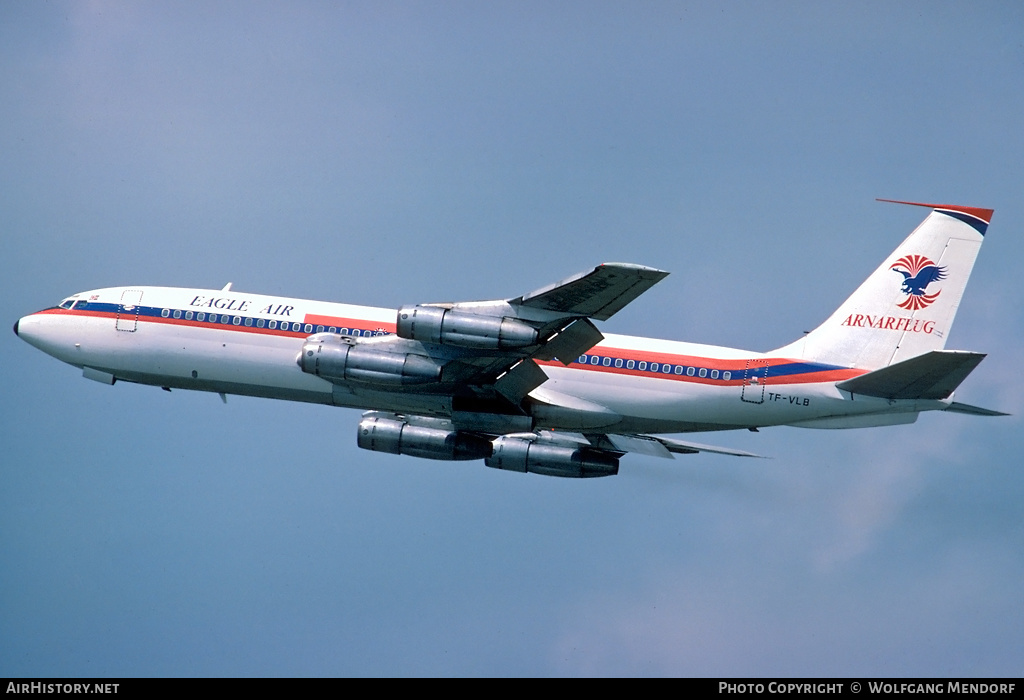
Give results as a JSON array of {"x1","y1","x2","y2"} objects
[
  {"x1": 396, "y1": 305, "x2": 538, "y2": 349},
  {"x1": 485, "y1": 435, "x2": 619, "y2": 478},
  {"x1": 357, "y1": 414, "x2": 492, "y2": 461},
  {"x1": 299, "y1": 335, "x2": 442, "y2": 385}
]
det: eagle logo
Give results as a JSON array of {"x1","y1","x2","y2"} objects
[{"x1": 890, "y1": 254, "x2": 947, "y2": 310}]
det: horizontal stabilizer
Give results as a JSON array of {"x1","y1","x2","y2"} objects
[
  {"x1": 836, "y1": 350, "x2": 986, "y2": 400},
  {"x1": 943, "y1": 402, "x2": 1009, "y2": 417}
]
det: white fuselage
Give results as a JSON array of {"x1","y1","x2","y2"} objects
[{"x1": 15, "y1": 285, "x2": 947, "y2": 435}]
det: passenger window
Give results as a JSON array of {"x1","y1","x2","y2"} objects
[
  {"x1": 590, "y1": 356, "x2": 600, "y2": 365},
  {"x1": 650, "y1": 363, "x2": 659, "y2": 372},
  {"x1": 614, "y1": 358, "x2": 623, "y2": 368},
  {"x1": 257, "y1": 319, "x2": 265, "y2": 328},
  {"x1": 578, "y1": 356, "x2": 588, "y2": 364},
  {"x1": 602, "y1": 357, "x2": 611, "y2": 367},
  {"x1": 209, "y1": 314, "x2": 218, "y2": 323},
  {"x1": 674, "y1": 365, "x2": 683, "y2": 375},
  {"x1": 185, "y1": 311, "x2": 194, "y2": 320},
  {"x1": 161, "y1": 309, "x2": 170, "y2": 318},
  {"x1": 711, "y1": 370, "x2": 719, "y2": 379},
  {"x1": 233, "y1": 316, "x2": 241, "y2": 325},
  {"x1": 173, "y1": 310, "x2": 182, "y2": 319},
  {"x1": 687, "y1": 367, "x2": 695, "y2": 376},
  {"x1": 723, "y1": 371, "x2": 731, "y2": 381},
  {"x1": 197, "y1": 312, "x2": 206, "y2": 321},
  {"x1": 304, "y1": 324, "x2": 313, "y2": 333},
  {"x1": 269, "y1": 320, "x2": 277, "y2": 330},
  {"x1": 245, "y1": 318, "x2": 253, "y2": 326},
  {"x1": 638, "y1": 362, "x2": 647, "y2": 371},
  {"x1": 699, "y1": 368, "x2": 707, "y2": 378},
  {"x1": 329, "y1": 327, "x2": 337, "y2": 334},
  {"x1": 626, "y1": 360, "x2": 635, "y2": 370}
]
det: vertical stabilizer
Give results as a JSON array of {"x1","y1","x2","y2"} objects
[{"x1": 775, "y1": 201, "x2": 992, "y2": 369}]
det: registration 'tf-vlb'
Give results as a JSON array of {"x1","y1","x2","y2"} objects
[{"x1": 14, "y1": 200, "x2": 1007, "y2": 478}]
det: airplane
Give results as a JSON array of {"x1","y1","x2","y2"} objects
[{"x1": 13, "y1": 199, "x2": 1006, "y2": 478}]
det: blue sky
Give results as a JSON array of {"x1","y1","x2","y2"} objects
[{"x1": 3, "y1": 1, "x2": 1023, "y2": 676}]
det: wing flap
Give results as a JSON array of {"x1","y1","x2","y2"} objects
[
  {"x1": 494, "y1": 359, "x2": 549, "y2": 404},
  {"x1": 653, "y1": 435, "x2": 764, "y2": 458},
  {"x1": 584, "y1": 432, "x2": 763, "y2": 459},
  {"x1": 604, "y1": 433, "x2": 675, "y2": 459},
  {"x1": 532, "y1": 318, "x2": 604, "y2": 364}
]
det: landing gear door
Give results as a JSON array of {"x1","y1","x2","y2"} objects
[
  {"x1": 741, "y1": 359, "x2": 769, "y2": 404},
  {"x1": 116, "y1": 289, "x2": 143, "y2": 332}
]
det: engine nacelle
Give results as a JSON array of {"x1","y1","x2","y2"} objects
[
  {"x1": 485, "y1": 436, "x2": 619, "y2": 478},
  {"x1": 396, "y1": 305, "x2": 538, "y2": 349},
  {"x1": 299, "y1": 336, "x2": 442, "y2": 385},
  {"x1": 358, "y1": 415, "x2": 492, "y2": 461}
]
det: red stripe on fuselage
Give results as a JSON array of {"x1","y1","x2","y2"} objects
[
  {"x1": 538, "y1": 358, "x2": 864, "y2": 386},
  {"x1": 304, "y1": 313, "x2": 396, "y2": 332}
]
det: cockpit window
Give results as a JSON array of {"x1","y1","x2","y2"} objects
[
  {"x1": 73, "y1": 300, "x2": 89, "y2": 309},
  {"x1": 58, "y1": 299, "x2": 75, "y2": 309}
]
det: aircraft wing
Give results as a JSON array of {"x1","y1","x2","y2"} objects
[
  {"x1": 508, "y1": 263, "x2": 668, "y2": 371},
  {"x1": 480, "y1": 427, "x2": 763, "y2": 478},
  {"x1": 387, "y1": 262, "x2": 670, "y2": 402},
  {"x1": 515, "y1": 263, "x2": 669, "y2": 321},
  {"x1": 519, "y1": 429, "x2": 762, "y2": 459}
]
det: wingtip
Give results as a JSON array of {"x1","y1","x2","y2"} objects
[
  {"x1": 943, "y1": 401, "x2": 1010, "y2": 417},
  {"x1": 599, "y1": 262, "x2": 670, "y2": 278}
]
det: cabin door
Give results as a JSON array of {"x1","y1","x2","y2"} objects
[
  {"x1": 116, "y1": 289, "x2": 143, "y2": 332},
  {"x1": 741, "y1": 359, "x2": 770, "y2": 404}
]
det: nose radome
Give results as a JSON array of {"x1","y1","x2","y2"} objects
[{"x1": 13, "y1": 319, "x2": 19, "y2": 336}]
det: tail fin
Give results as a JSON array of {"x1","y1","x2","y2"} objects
[{"x1": 775, "y1": 200, "x2": 993, "y2": 369}]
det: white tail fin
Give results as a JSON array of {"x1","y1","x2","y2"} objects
[{"x1": 776, "y1": 200, "x2": 993, "y2": 370}]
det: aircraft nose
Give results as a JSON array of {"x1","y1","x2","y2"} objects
[{"x1": 13, "y1": 319, "x2": 19, "y2": 336}]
